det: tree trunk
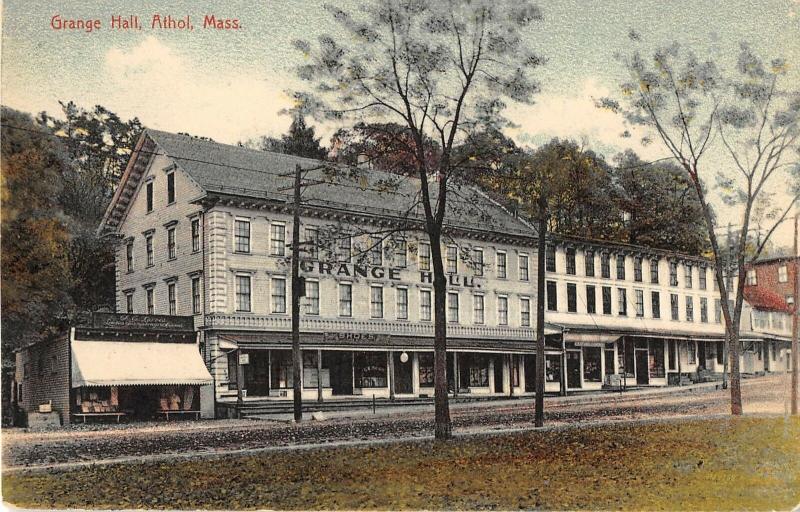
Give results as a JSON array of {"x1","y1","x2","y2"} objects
[
  {"x1": 430, "y1": 230, "x2": 452, "y2": 440},
  {"x1": 534, "y1": 202, "x2": 547, "y2": 427},
  {"x1": 728, "y1": 326, "x2": 743, "y2": 415}
]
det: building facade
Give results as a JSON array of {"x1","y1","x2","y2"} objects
[
  {"x1": 98, "y1": 130, "x2": 791, "y2": 415},
  {"x1": 101, "y1": 130, "x2": 546, "y2": 409}
]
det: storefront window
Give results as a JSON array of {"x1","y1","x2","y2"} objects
[
  {"x1": 545, "y1": 354, "x2": 561, "y2": 382},
  {"x1": 467, "y1": 353, "x2": 490, "y2": 387},
  {"x1": 649, "y1": 340, "x2": 665, "y2": 378},
  {"x1": 303, "y1": 352, "x2": 330, "y2": 389},
  {"x1": 604, "y1": 344, "x2": 615, "y2": 374},
  {"x1": 354, "y1": 352, "x2": 387, "y2": 388},
  {"x1": 270, "y1": 350, "x2": 293, "y2": 389},
  {"x1": 583, "y1": 347, "x2": 602, "y2": 382},
  {"x1": 418, "y1": 353, "x2": 435, "y2": 387}
]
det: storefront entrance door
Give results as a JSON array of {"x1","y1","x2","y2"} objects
[
  {"x1": 326, "y1": 351, "x2": 353, "y2": 396},
  {"x1": 393, "y1": 352, "x2": 413, "y2": 394},
  {"x1": 635, "y1": 350, "x2": 650, "y2": 385},
  {"x1": 566, "y1": 351, "x2": 581, "y2": 389},
  {"x1": 243, "y1": 351, "x2": 270, "y2": 396},
  {"x1": 524, "y1": 355, "x2": 536, "y2": 392}
]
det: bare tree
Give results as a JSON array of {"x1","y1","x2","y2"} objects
[
  {"x1": 603, "y1": 40, "x2": 800, "y2": 414},
  {"x1": 291, "y1": 0, "x2": 545, "y2": 439}
]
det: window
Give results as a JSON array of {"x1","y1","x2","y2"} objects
[
  {"x1": 125, "y1": 291, "x2": 134, "y2": 314},
  {"x1": 714, "y1": 298, "x2": 722, "y2": 323},
  {"x1": 420, "y1": 289, "x2": 432, "y2": 321},
  {"x1": 337, "y1": 235, "x2": 351, "y2": 263},
  {"x1": 166, "y1": 172, "x2": 175, "y2": 204},
  {"x1": 395, "y1": 240, "x2": 407, "y2": 268},
  {"x1": 339, "y1": 283, "x2": 352, "y2": 317},
  {"x1": 418, "y1": 353, "x2": 434, "y2": 387},
  {"x1": 670, "y1": 261, "x2": 678, "y2": 286},
  {"x1": 634, "y1": 289, "x2": 644, "y2": 317},
  {"x1": 746, "y1": 269, "x2": 757, "y2": 285},
  {"x1": 602, "y1": 286, "x2": 612, "y2": 315},
  {"x1": 616, "y1": 255, "x2": 626, "y2": 280},
  {"x1": 684, "y1": 265, "x2": 693, "y2": 288},
  {"x1": 146, "y1": 234, "x2": 154, "y2": 267},
  {"x1": 447, "y1": 246, "x2": 458, "y2": 274},
  {"x1": 519, "y1": 253, "x2": 529, "y2": 281},
  {"x1": 447, "y1": 292, "x2": 459, "y2": 323},
  {"x1": 496, "y1": 251, "x2": 507, "y2": 279},
  {"x1": 779, "y1": 265, "x2": 788, "y2": 283},
  {"x1": 566, "y1": 283, "x2": 577, "y2": 313},
  {"x1": 498, "y1": 295, "x2": 508, "y2": 325},
  {"x1": 305, "y1": 280, "x2": 320, "y2": 315},
  {"x1": 305, "y1": 226, "x2": 320, "y2": 260},
  {"x1": 520, "y1": 297, "x2": 531, "y2": 327},
  {"x1": 688, "y1": 341, "x2": 697, "y2": 364},
  {"x1": 473, "y1": 294, "x2": 485, "y2": 324},
  {"x1": 605, "y1": 345, "x2": 616, "y2": 375},
  {"x1": 234, "y1": 219, "x2": 250, "y2": 253},
  {"x1": 472, "y1": 248, "x2": 484, "y2": 276},
  {"x1": 396, "y1": 287, "x2": 408, "y2": 320},
  {"x1": 235, "y1": 275, "x2": 251, "y2": 312},
  {"x1": 271, "y1": 277, "x2": 286, "y2": 313},
  {"x1": 787, "y1": 295, "x2": 795, "y2": 309},
  {"x1": 167, "y1": 227, "x2": 176, "y2": 260},
  {"x1": 634, "y1": 256, "x2": 643, "y2": 282},
  {"x1": 670, "y1": 294, "x2": 679, "y2": 320},
  {"x1": 546, "y1": 281, "x2": 558, "y2": 311},
  {"x1": 650, "y1": 259, "x2": 659, "y2": 284},
  {"x1": 419, "y1": 243, "x2": 431, "y2": 271},
  {"x1": 651, "y1": 291, "x2": 661, "y2": 319},
  {"x1": 699, "y1": 267, "x2": 707, "y2": 290},
  {"x1": 370, "y1": 285, "x2": 383, "y2": 318},
  {"x1": 369, "y1": 236, "x2": 383, "y2": 266},
  {"x1": 583, "y1": 347, "x2": 602, "y2": 382},
  {"x1": 354, "y1": 352, "x2": 388, "y2": 388},
  {"x1": 617, "y1": 288, "x2": 627, "y2": 316},
  {"x1": 585, "y1": 250, "x2": 595, "y2": 277},
  {"x1": 566, "y1": 248, "x2": 576, "y2": 275},
  {"x1": 146, "y1": 181, "x2": 153, "y2": 212},
  {"x1": 126, "y1": 241, "x2": 134, "y2": 272},
  {"x1": 685, "y1": 296, "x2": 694, "y2": 322},
  {"x1": 270, "y1": 223, "x2": 286, "y2": 256},
  {"x1": 601, "y1": 252, "x2": 611, "y2": 278},
  {"x1": 146, "y1": 287, "x2": 154, "y2": 315},
  {"x1": 586, "y1": 285, "x2": 596, "y2": 314},
  {"x1": 167, "y1": 282, "x2": 176, "y2": 315},
  {"x1": 545, "y1": 245, "x2": 556, "y2": 272},
  {"x1": 191, "y1": 218, "x2": 200, "y2": 253},
  {"x1": 700, "y1": 297, "x2": 708, "y2": 323},
  {"x1": 192, "y1": 276, "x2": 201, "y2": 314}
]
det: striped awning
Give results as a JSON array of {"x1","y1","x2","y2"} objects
[{"x1": 71, "y1": 340, "x2": 212, "y2": 387}]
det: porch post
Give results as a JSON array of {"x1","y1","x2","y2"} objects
[
  {"x1": 508, "y1": 354, "x2": 514, "y2": 397},
  {"x1": 317, "y1": 349, "x2": 323, "y2": 403},
  {"x1": 236, "y1": 349, "x2": 245, "y2": 418},
  {"x1": 388, "y1": 351, "x2": 395, "y2": 400},
  {"x1": 453, "y1": 351, "x2": 459, "y2": 397},
  {"x1": 677, "y1": 340, "x2": 682, "y2": 385}
]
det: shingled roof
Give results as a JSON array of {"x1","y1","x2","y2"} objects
[{"x1": 101, "y1": 129, "x2": 536, "y2": 240}]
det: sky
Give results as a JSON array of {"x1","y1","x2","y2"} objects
[{"x1": 2, "y1": 0, "x2": 799, "y2": 248}]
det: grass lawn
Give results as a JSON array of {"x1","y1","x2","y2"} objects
[{"x1": 3, "y1": 417, "x2": 799, "y2": 510}]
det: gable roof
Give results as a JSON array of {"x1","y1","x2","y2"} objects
[{"x1": 100, "y1": 129, "x2": 535, "y2": 240}]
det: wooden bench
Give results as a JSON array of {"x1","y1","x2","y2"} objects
[
  {"x1": 72, "y1": 412, "x2": 126, "y2": 423},
  {"x1": 156, "y1": 410, "x2": 201, "y2": 420}
]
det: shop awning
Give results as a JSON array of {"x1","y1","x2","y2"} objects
[{"x1": 71, "y1": 340, "x2": 213, "y2": 387}]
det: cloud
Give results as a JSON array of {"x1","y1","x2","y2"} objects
[
  {"x1": 506, "y1": 78, "x2": 665, "y2": 160},
  {"x1": 102, "y1": 36, "x2": 293, "y2": 143}
]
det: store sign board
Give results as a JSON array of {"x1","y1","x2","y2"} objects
[
  {"x1": 300, "y1": 260, "x2": 481, "y2": 289},
  {"x1": 322, "y1": 332, "x2": 390, "y2": 344},
  {"x1": 92, "y1": 312, "x2": 194, "y2": 331},
  {"x1": 239, "y1": 353, "x2": 250, "y2": 365}
]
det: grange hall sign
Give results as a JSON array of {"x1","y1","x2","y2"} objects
[{"x1": 299, "y1": 260, "x2": 481, "y2": 288}]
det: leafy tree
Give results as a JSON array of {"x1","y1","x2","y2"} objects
[
  {"x1": 293, "y1": 0, "x2": 545, "y2": 439},
  {"x1": 38, "y1": 102, "x2": 143, "y2": 315},
  {"x1": 612, "y1": 150, "x2": 708, "y2": 254},
  {"x1": 244, "y1": 115, "x2": 328, "y2": 160},
  {"x1": 604, "y1": 40, "x2": 800, "y2": 414},
  {"x1": 1, "y1": 107, "x2": 74, "y2": 354}
]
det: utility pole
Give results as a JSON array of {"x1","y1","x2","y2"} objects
[
  {"x1": 291, "y1": 164, "x2": 304, "y2": 423},
  {"x1": 792, "y1": 214, "x2": 798, "y2": 415}
]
